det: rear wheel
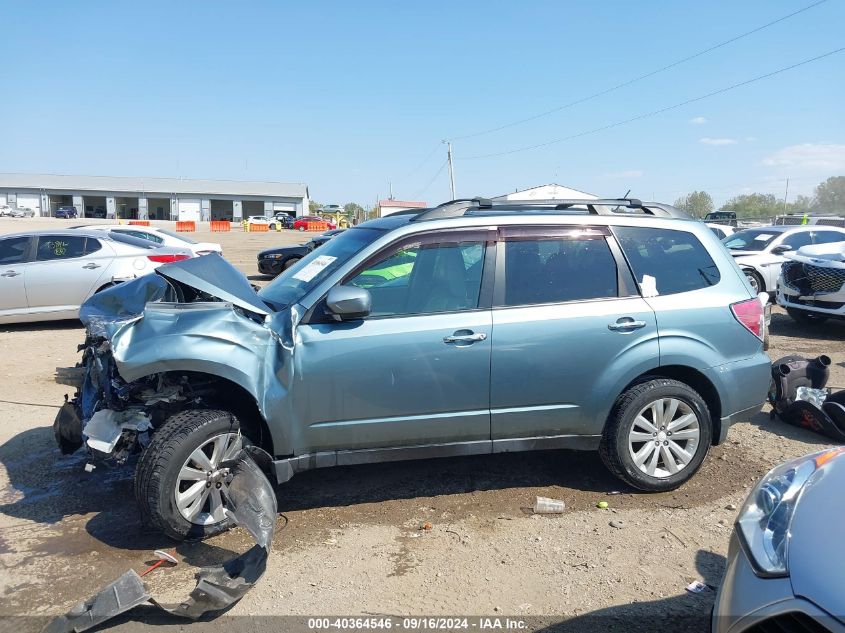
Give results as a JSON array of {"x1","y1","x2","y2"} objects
[
  {"x1": 281, "y1": 257, "x2": 300, "y2": 272},
  {"x1": 786, "y1": 307, "x2": 828, "y2": 325},
  {"x1": 744, "y1": 269, "x2": 764, "y2": 294},
  {"x1": 135, "y1": 409, "x2": 249, "y2": 541},
  {"x1": 600, "y1": 379, "x2": 712, "y2": 492}
]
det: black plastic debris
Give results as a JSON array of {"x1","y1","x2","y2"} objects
[{"x1": 43, "y1": 448, "x2": 277, "y2": 633}]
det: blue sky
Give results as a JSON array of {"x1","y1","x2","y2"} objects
[{"x1": 2, "y1": 1, "x2": 843, "y2": 207}]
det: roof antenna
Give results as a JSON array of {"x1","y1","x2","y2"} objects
[{"x1": 614, "y1": 190, "x2": 631, "y2": 212}]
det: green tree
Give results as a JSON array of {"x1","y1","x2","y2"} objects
[
  {"x1": 814, "y1": 176, "x2": 845, "y2": 213},
  {"x1": 673, "y1": 191, "x2": 714, "y2": 219},
  {"x1": 308, "y1": 200, "x2": 322, "y2": 213},
  {"x1": 786, "y1": 194, "x2": 813, "y2": 215},
  {"x1": 720, "y1": 193, "x2": 781, "y2": 219},
  {"x1": 343, "y1": 202, "x2": 364, "y2": 218}
]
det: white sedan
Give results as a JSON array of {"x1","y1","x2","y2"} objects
[
  {"x1": 246, "y1": 215, "x2": 282, "y2": 230},
  {"x1": 0, "y1": 229, "x2": 192, "y2": 324},
  {"x1": 723, "y1": 225, "x2": 845, "y2": 294},
  {"x1": 76, "y1": 224, "x2": 222, "y2": 257}
]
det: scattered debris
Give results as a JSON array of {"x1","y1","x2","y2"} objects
[
  {"x1": 725, "y1": 503, "x2": 737, "y2": 511},
  {"x1": 140, "y1": 550, "x2": 178, "y2": 577},
  {"x1": 609, "y1": 520, "x2": 625, "y2": 529},
  {"x1": 420, "y1": 521, "x2": 433, "y2": 531},
  {"x1": 596, "y1": 501, "x2": 609, "y2": 510},
  {"x1": 44, "y1": 448, "x2": 277, "y2": 633},
  {"x1": 533, "y1": 496, "x2": 566, "y2": 514},
  {"x1": 685, "y1": 581, "x2": 714, "y2": 594},
  {"x1": 607, "y1": 490, "x2": 621, "y2": 495}
]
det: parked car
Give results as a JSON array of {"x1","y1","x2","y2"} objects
[
  {"x1": 707, "y1": 223, "x2": 736, "y2": 240},
  {"x1": 293, "y1": 215, "x2": 337, "y2": 231},
  {"x1": 722, "y1": 225, "x2": 845, "y2": 294},
  {"x1": 75, "y1": 224, "x2": 222, "y2": 257},
  {"x1": 0, "y1": 205, "x2": 13, "y2": 217},
  {"x1": 272, "y1": 213, "x2": 295, "y2": 229},
  {"x1": 10, "y1": 207, "x2": 36, "y2": 218},
  {"x1": 705, "y1": 211, "x2": 738, "y2": 227},
  {"x1": 712, "y1": 447, "x2": 845, "y2": 633},
  {"x1": 773, "y1": 214, "x2": 845, "y2": 227},
  {"x1": 55, "y1": 206, "x2": 79, "y2": 219},
  {"x1": 0, "y1": 230, "x2": 193, "y2": 324},
  {"x1": 246, "y1": 215, "x2": 282, "y2": 230},
  {"x1": 257, "y1": 228, "x2": 344, "y2": 276},
  {"x1": 54, "y1": 197, "x2": 771, "y2": 541},
  {"x1": 777, "y1": 241, "x2": 845, "y2": 324}
]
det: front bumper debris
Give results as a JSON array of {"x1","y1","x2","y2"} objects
[{"x1": 44, "y1": 447, "x2": 277, "y2": 633}]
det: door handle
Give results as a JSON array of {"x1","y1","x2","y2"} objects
[
  {"x1": 608, "y1": 318, "x2": 647, "y2": 332},
  {"x1": 82, "y1": 262, "x2": 101, "y2": 270},
  {"x1": 443, "y1": 331, "x2": 487, "y2": 344},
  {"x1": 1, "y1": 270, "x2": 20, "y2": 277}
]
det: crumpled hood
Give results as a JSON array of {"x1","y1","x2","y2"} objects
[
  {"x1": 788, "y1": 454, "x2": 845, "y2": 624},
  {"x1": 156, "y1": 254, "x2": 270, "y2": 316},
  {"x1": 79, "y1": 255, "x2": 271, "y2": 338},
  {"x1": 785, "y1": 242, "x2": 845, "y2": 269}
]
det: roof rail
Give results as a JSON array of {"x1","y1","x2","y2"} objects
[{"x1": 411, "y1": 197, "x2": 691, "y2": 221}]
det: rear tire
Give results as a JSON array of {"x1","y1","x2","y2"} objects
[
  {"x1": 600, "y1": 379, "x2": 712, "y2": 492},
  {"x1": 281, "y1": 258, "x2": 299, "y2": 272},
  {"x1": 135, "y1": 409, "x2": 247, "y2": 541},
  {"x1": 786, "y1": 307, "x2": 828, "y2": 325},
  {"x1": 744, "y1": 269, "x2": 764, "y2": 294}
]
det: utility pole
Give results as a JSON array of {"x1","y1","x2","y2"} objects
[
  {"x1": 444, "y1": 140, "x2": 456, "y2": 200},
  {"x1": 782, "y1": 177, "x2": 790, "y2": 213}
]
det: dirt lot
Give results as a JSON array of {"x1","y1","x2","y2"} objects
[{"x1": 1, "y1": 218, "x2": 843, "y2": 632}]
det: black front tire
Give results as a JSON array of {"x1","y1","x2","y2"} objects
[
  {"x1": 135, "y1": 409, "x2": 245, "y2": 541},
  {"x1": 786, "y1": 307, "x2": 828, "y2": 325},
  {"x1": 600, "y1": 379, "x2": 712, "y2": 492}
]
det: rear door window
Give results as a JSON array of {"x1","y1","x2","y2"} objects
[
  {"x1": 614, "y1": 227, "x2": 720, "y2": 296},
  {"x1": 501, "y1": 234, "x2": 619, "y2": 306},
  {"x1": 35, "y1": 235, "x2": 87, "y2": 261},
  {"x1": 813, "y1": 231, "x2": 845, "y2": 245}
]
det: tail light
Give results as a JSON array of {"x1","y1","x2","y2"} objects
[
  {"x1": 731, "y1": 297, "x2": 765, "y2": 340},
  {"x1": 147, "y1": 254, "x2": 191, "y2": 263}
]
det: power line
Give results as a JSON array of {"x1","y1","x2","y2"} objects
[
  {"x1": 462, "y1": 47, "x2": 845, "y2": 160},
  {"x1": 397, "y1": 142, "x2": 441, "y2": 183},
  {"x1": 449, "y1": 0, "x2": 828, "y2": 141},
  {"x1": 413, "y1": 159, "x2": 448, "y2": 200}
]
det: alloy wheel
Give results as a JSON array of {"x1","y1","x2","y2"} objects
[
  {"x1": 174, "y1": 432, "x2": 242, "y2": 525},
  {"x1": 627, "y1": 398, "x2": 700, "y2": 478}
]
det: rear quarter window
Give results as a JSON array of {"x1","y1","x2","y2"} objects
[{"x1": 613, "y1": 226, "x2": 721, "y2": 296}]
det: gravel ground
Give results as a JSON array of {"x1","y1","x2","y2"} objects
[{"x1": 0, "y1": 217, "x2": 843, "y2": 632}]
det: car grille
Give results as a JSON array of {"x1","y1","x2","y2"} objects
[
  {"x1": 745, "y1": 612, "x2": 833, "y2": 633},
  {"x1": 782, "y1": 261, "x2": 845, "y2": 294}
]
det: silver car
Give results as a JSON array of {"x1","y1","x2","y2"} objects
[
  {"x1": 54, "y1": 198, "x2": 771, "y2": 541},
  {"x1": 0, "y1": 229, "x2": 193, "y2": 324},
  {"x1": 713, "y1": 447, "x2": 845, "y2": 632}
]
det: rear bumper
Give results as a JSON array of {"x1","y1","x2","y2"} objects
[{"x1": 704, "y1": 353, "x2": 771, "y2": 444}]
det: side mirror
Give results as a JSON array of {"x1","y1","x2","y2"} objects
[
  {"x1": 771, "y1": 244, "x2": 793, "y2": 255},
  {"x1": 326, "y1": 285, "x2": 371, "y2": 320}
]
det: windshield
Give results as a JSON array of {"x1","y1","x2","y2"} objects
[
  {"x1": 722, "y1": 229, "x2": 780, "y2": 252},
  {"x1": 156, "y1": 228, "x2": 198, "y2": 244},
  {"x1": 259, "y1": 227, "x2": 384, "y2": 308}
]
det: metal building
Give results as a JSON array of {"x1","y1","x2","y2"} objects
[{"x1": 0, "y1": 173, "x2": 309, "y2": 221}]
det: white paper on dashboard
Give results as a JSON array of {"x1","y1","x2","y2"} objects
[{"x1": 292, "y1": 255, "x2": 337, "y2": 282}]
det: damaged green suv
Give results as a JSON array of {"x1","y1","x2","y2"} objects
[{"x1": 54, "y1": 198, "x2": 772, "y2": 540}]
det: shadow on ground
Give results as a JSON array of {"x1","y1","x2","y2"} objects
[{"x1": 537, "y1": 549, "x2": 725, "y2": 633}]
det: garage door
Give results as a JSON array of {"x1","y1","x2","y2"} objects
[
  {"x1": 177, "y1": 199, "x2": 201, "y2": 222},
  {"x1": 16, "y1": 193, "x2": 40, "y2": 213}
]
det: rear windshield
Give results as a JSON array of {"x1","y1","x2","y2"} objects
[
  {"x1": 156, "y1": 227, "x2": 198, "y2": 244},
  {"x1": 722, "y1": 229, "x2": 780, "y2": 252},
  {"x1": 105, "y1": 231, "x2": 157, "y2": 249},
  {"x1": 614, "y1": 226, "x2": 721, "y2": 295}
]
